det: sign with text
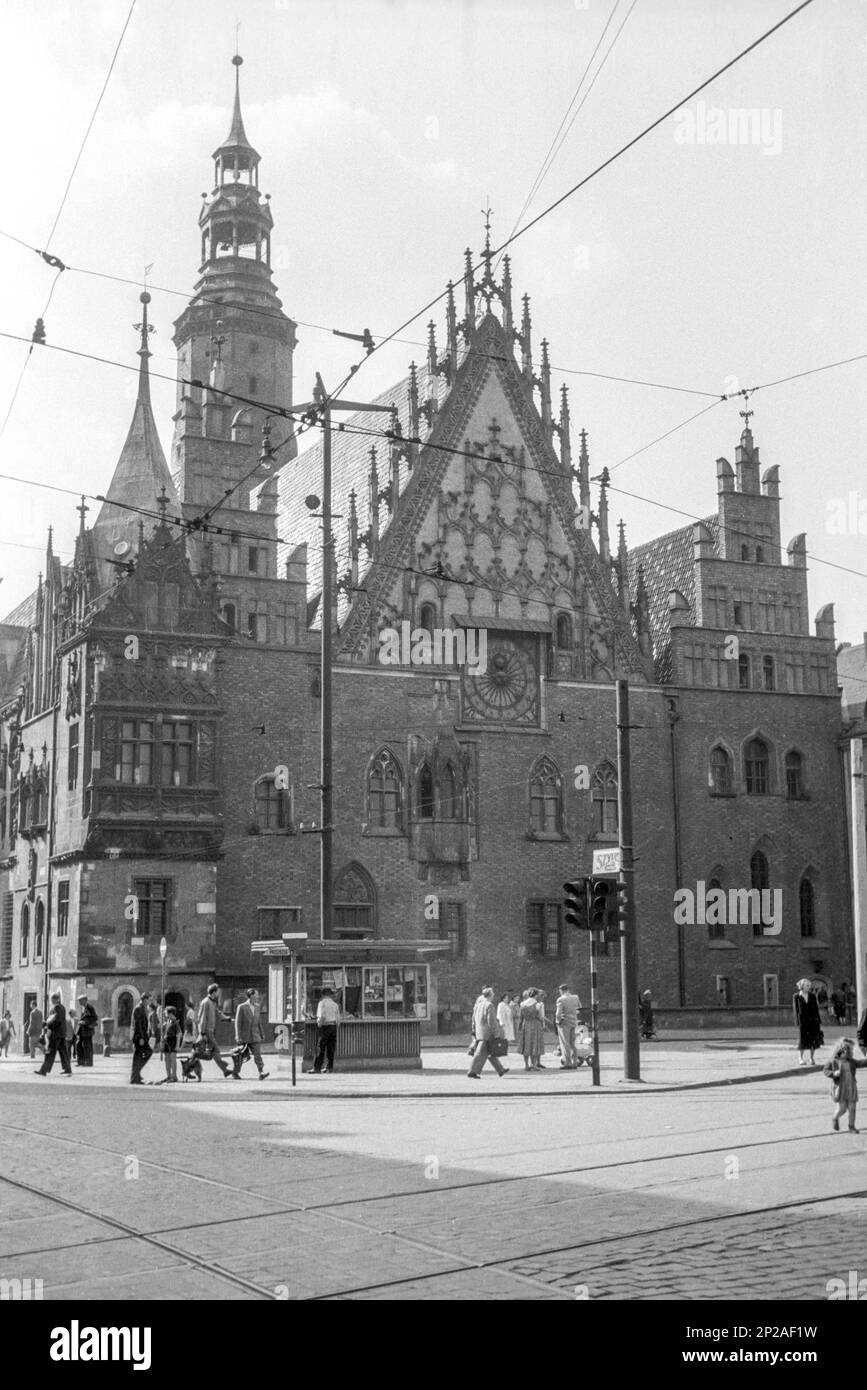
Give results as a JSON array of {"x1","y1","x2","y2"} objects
[{"x1": 592, "y1": 847, "x2": 622, "y2": 876}]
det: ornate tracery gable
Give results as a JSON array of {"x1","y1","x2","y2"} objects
[{"x1": 337, "y1": 314, "x2": 646, "y2": 679}]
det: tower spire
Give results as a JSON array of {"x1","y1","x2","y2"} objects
[{"x1": 133, "y1": 290, "x2": 155, "y2": 406}]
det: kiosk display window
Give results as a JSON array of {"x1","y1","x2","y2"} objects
[{"x1": 301, "y1": 963, "x2": 429, "y2": 1020}]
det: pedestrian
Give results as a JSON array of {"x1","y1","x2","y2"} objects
[
  {"x1": 130, "y1": 991, "x2": 153, "y2": 1085},
  {"x1": 0, "y1": 1010, "x2": 15, "y2": 1057},
  {"x1": 231, "y1": 988, "x2": 270, "y2": 1080},
  {"x1": 27, "y1": 1001, "x2": 44, "y2": 1059},
  {"x1": 639, "y1": 989, "x2": 657, "y2": 1040},
  {"x1": 312, "y1": 987, "x2": 340, "y2": 1074},
  {"x1": 467, "y1": 986, "x2": 509, "y2": 1078},
  {"x1": 75, "y1": 995, "x2": 97, "y2": 1067},
  {"x1": 34, "y1": 991, "x2": 72, "y2": 1076},
  {"x1": 184, "y1": 1000, "x2": 197, "y2": 1044},
  {"x1": 793, "y1": 977, "x2": 823, "y2": 1065},
  {"x1": 824, "y1": 1038, "x2": 867, "y2": 1133},
  {"x1": 66, "y1": 1009, "x2": 77, "y2": 1063},
  {"x1": 518, "y1": 988, "x2": 545, "y2": 1072},
  {"x1": 830, "y1": 983, "x2": 848, "y2": 1026},
  {"x1": 147, "y1": 999, "x2": 162, "y2": 1055},
  {"x1": 162, "y1": 1006, "x2": 179, "y2": 1083},
  {"x1": 196, "y1": 984, "x2": 232, "y2": 1077},
  {"x1": 496, "y1": 991, "x2": 516, "y2": 1044},
  {"x1": 555, "y1": 982, "x2": 582, "y2": 1069}
]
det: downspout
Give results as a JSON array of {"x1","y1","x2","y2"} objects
[
  {"x1": 667, "y1": 695, "x2": 686, "y2": 1007},
  {"x1": 43, "y1": 693, "x2": 60, "y2": 1015}
]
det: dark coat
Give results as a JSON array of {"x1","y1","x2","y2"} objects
[
  {"x1": 793, "y1": 990, "x2": 823, "y2": 1050},
  {"x1": 45, "y1": 1002, "x2": 66, "y2": 1040},
  {"x1": 131, "y1": 1002, "x2": 150, "y2": 1046}
]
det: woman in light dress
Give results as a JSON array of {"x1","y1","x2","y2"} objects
[
  {"x1": 496, "y1": 992, "x2": 516, "y2": 1043},
  {"x1": 518, "y1": 988, "x2": 545, "y2": 1071}
]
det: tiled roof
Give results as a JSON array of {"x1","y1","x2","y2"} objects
[
  {"x1": 628, "y1": 515, "x2": 719, "y2": 682},
  {"x1": 2, "y1": 589, "x2": 39, "y2": 628},
  {"x1": 274, "y1": 367, "x2": 450, "y2": 625}
]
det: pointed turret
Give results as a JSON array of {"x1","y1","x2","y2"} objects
[
  {"x1": 91, "y1": 293, "x2": 181, "y2": 593},
  {"x1": 616, "y1": 519, "x2": 630, "y2": 613},
  {"x1": 596, "y1": 467, "x2": 611, "y2": 565},
  {"x1": 557, "y1": 384, "x2": 572, "y2": 473},
  {"x1": 577, "y1": 428, "x2": 591, "y2": 510},
  {"x1": 537, "y1": 338, "x2": 552, "y2": 436}
]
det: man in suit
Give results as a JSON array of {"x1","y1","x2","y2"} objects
[
  {"x1": 35, "y1": 991, "x2": 72, "y2": 1076},
  {"x1": 231, "y1": 988, "x2": 269, "y2": 1080},
  {"x1": 467, "y1": 986, "x2": 509, "y2": 1078},
  {"x1": 197, "y1": 984, "x2": 232, "y2": 1077},
  {"x1": 27, "y1": 1002, "x2": 44, "y2": 1059},
  {"x1": 130, "y1": 991, "x2": 153, "y2": 1085},
  {"x1": 555, "y1": 982, "x2": 582, "y2": 1069},
  {"x1": 75, "y1": 994, "x2": 98, "y2": 1067}
]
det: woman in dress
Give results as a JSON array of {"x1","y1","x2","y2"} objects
[
  {"x1": 518, "y1": 989, "x2": 544, "y2": 1072},
  {"x1": 793, "y1": 977, "x2": 823, "y2": 1065},
  {"x1": 496, "y1": 992, "x2": 516, "y2": 1044}
]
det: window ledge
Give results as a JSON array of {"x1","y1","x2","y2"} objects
[
  {"x1": 249, "y1": 827, "x2": 295, "y2": 837},
  {"x1": 751, "y1": 936, "x2": 785, "y2": 946},
  {"x1": 706, "y1": 938, "x2": 738, "y2": 949},
  {"x1": 587, "y1": 833, "x2": 619, "y2": 844},
  {"x1": 799, "y1": 937, "x2": 831, "y2": 950},
  {"x1": 362, "y1": 826, "x2": 406, "y2": 838},
  {"x1": 526, "y1": 831, "x2": 569, "y2": 843}
]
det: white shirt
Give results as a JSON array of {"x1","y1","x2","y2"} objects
[
  {"x1": 316, "y1": 997, "x2": 340, "y2": 1025},
  {"x1": 496, "y1": 1001, "x2": 515, "y2": 1041}
]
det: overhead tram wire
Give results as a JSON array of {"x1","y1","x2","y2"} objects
[
  {"x1": 0, "y1": 0, "x2": 137, "y2": 444},
  {"x1": 0, "y1": 232, "x2": 720, "y2": 399},
  {"x1": 312, "y1": 0, "x2": 818, "y2": 424},
  {"x1": 497, "y1": 0, "x2": 639, "y2": 275}
]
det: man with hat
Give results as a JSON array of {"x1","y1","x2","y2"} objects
[
  {"x1": 130, "y1": 991, "x2": 153, "y2": 1085},
  {"x1": 231, "y1": 988, "x2": 269, "y2": 1080},
  {"x1": 75, "y1": 993, "x2": 98, "y2": 1067}
]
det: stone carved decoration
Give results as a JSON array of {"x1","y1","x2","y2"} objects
[
  {"x1": 65, "y1": 651, "x2": 81, "y2": 719},
  {"x1": 337, "y1": 312, "x2": 647, "y2": 683}
]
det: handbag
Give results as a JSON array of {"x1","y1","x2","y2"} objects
[{"x1": 489, "y1": 1036, "x2": 509, "y2": 1058}]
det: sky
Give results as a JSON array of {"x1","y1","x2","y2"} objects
[{"x1": 1, "y1": 0, "x2": 865, "y2": 645}]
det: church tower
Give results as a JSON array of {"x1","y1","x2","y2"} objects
[
  {"x1": 170, "y1": 55, "x2": 304, "y2": 650},
  {"x1": 171, "y1": 54, "x2": 297, "y2": 506}
]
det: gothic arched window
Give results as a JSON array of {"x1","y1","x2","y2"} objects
[
  {"x1": 417, "y1": 762, "x2": 434, "y2": 820},
  {"x1": 332, "y1": 863, "x2": 376, "y2": 939},
  {"x1": 19, "y1": 783, "x2": 30, "y2": 831},
  {"x1": 556, "y1": 613, "x2": 572, "y2": 650},
  {"x1": 529, "y1": 756, "x2": 562, "y2": 834},
  {"x1": 744, "y1": 738, "x2": 769, "y2": 795},
  {"x1": 116, "y1": 991, "x2": 134, "y2": 1029},
  {"x1": 785, "y1": 750, "x2": 804, "y2": 800},
  {"x1": 738, "y1": 653, "x2": 751, "y2": 689},
  {"x1": 750, "y1": 850, "x2": 770, "y2": 937},
  {"x1": 367, "y1": 749, "x2": 402, "y2": 830},
  {"x1": 419, "y1": 603, "x2": 437, "y2": 638},
  {"x1": 33, "y1": 780, "x2": 47, "y2": 827},
  {"x1": 799, "y1": 877, "x2": 816, "y2": 937},
  {"x1": 441, "y1": 763, "x2": 461, "y2": 820},
  {"x1": 762, "y1": 655, "x2": 775, "y2": 691},
  {"x1": 592, "y1": 761, "x2": 618, "y2": 836},
  {"x1": 34, "y1": 899, "x2": 45, "y2": 960},
  {"x1": 709, "y1": 746, "x2": 733, "y2": 796},
  {"x1": 19, "y1": 903, "x2": 29, "y2": 963},
  {"x1": 707, "y1": 875, "x2": 725, "y2": 940}
]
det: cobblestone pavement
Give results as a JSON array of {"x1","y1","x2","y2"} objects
[{"x1": 0, "y1": 1050, "x2": 864, "y2": 1301}]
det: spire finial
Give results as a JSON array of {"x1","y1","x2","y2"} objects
[
  {"x1": 76, "y1": 495, "x2": 89, "y2": 535},
  {"x1": 132, "y1": 290, "x2": 155, "y2": 406}
]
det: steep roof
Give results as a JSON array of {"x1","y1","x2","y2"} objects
[
  {"x1": 628, "y1": 515, "x2": 719, "y2": 682},
  {"x1": 276, "y1": 368, "x2": 450, "y2": 626},
  {"x1": 90, "y1": 295, "x2": 181, "y2": 593}
]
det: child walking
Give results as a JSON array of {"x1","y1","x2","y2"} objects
[
  {"x1": 162, "y1": 1006, "x2": 179, "y2": 1083},
  {"x1": 824, "y1": 1038, "x2": 867, "y2": 1133}
]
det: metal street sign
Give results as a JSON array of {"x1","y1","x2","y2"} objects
[
  {"x1": 592, "y1": 847, "x2": 622, "y2": 876},
  {"x1": 159, "y1": 936, "x2": 167, "y2": 959}
]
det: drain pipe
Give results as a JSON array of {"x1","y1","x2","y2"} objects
[{"x1": 667, "y1": 696, "x2": 686, "y2": 1007}]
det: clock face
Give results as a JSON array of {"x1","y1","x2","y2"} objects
[
  {"x1": 113, "y1": 541, "x2": 131, "y2": 557},
  {"x1": 462, "y1": 633, "x2": 539, "y2": 724}
]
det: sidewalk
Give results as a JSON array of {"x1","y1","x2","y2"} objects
[{"x1": 0, "y1": 1035, "x2": 832, "y2": 1097}]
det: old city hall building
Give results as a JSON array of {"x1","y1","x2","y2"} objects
[{"x1": 0, "y1": 59, "x2": 853, "y2": 1043}]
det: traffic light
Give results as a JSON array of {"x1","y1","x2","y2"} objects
[
  {"x1": 589, "y1": 877, "x2": 613, "y2": 931},
  {"x1": 615, "y1": 878, "x2": 629, "y2": 921},
  {"x1": 563, "y1": 878, "x2": 589, "y2": 930}
]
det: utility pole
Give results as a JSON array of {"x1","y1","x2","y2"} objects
[
  {"x1": 850, "y1": 734, "x2": 866, "y2": 1022},
  {"x1": 295, "y1": 371, "x2": 397, "y2": 945},
  {"x1": 617, "y1": 679, "x2": 640, "y2": 1080}
]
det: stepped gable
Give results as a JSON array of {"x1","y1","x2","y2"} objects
[{"x1": 628, "y1": 515, "x2": 719, "y2": 682}]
